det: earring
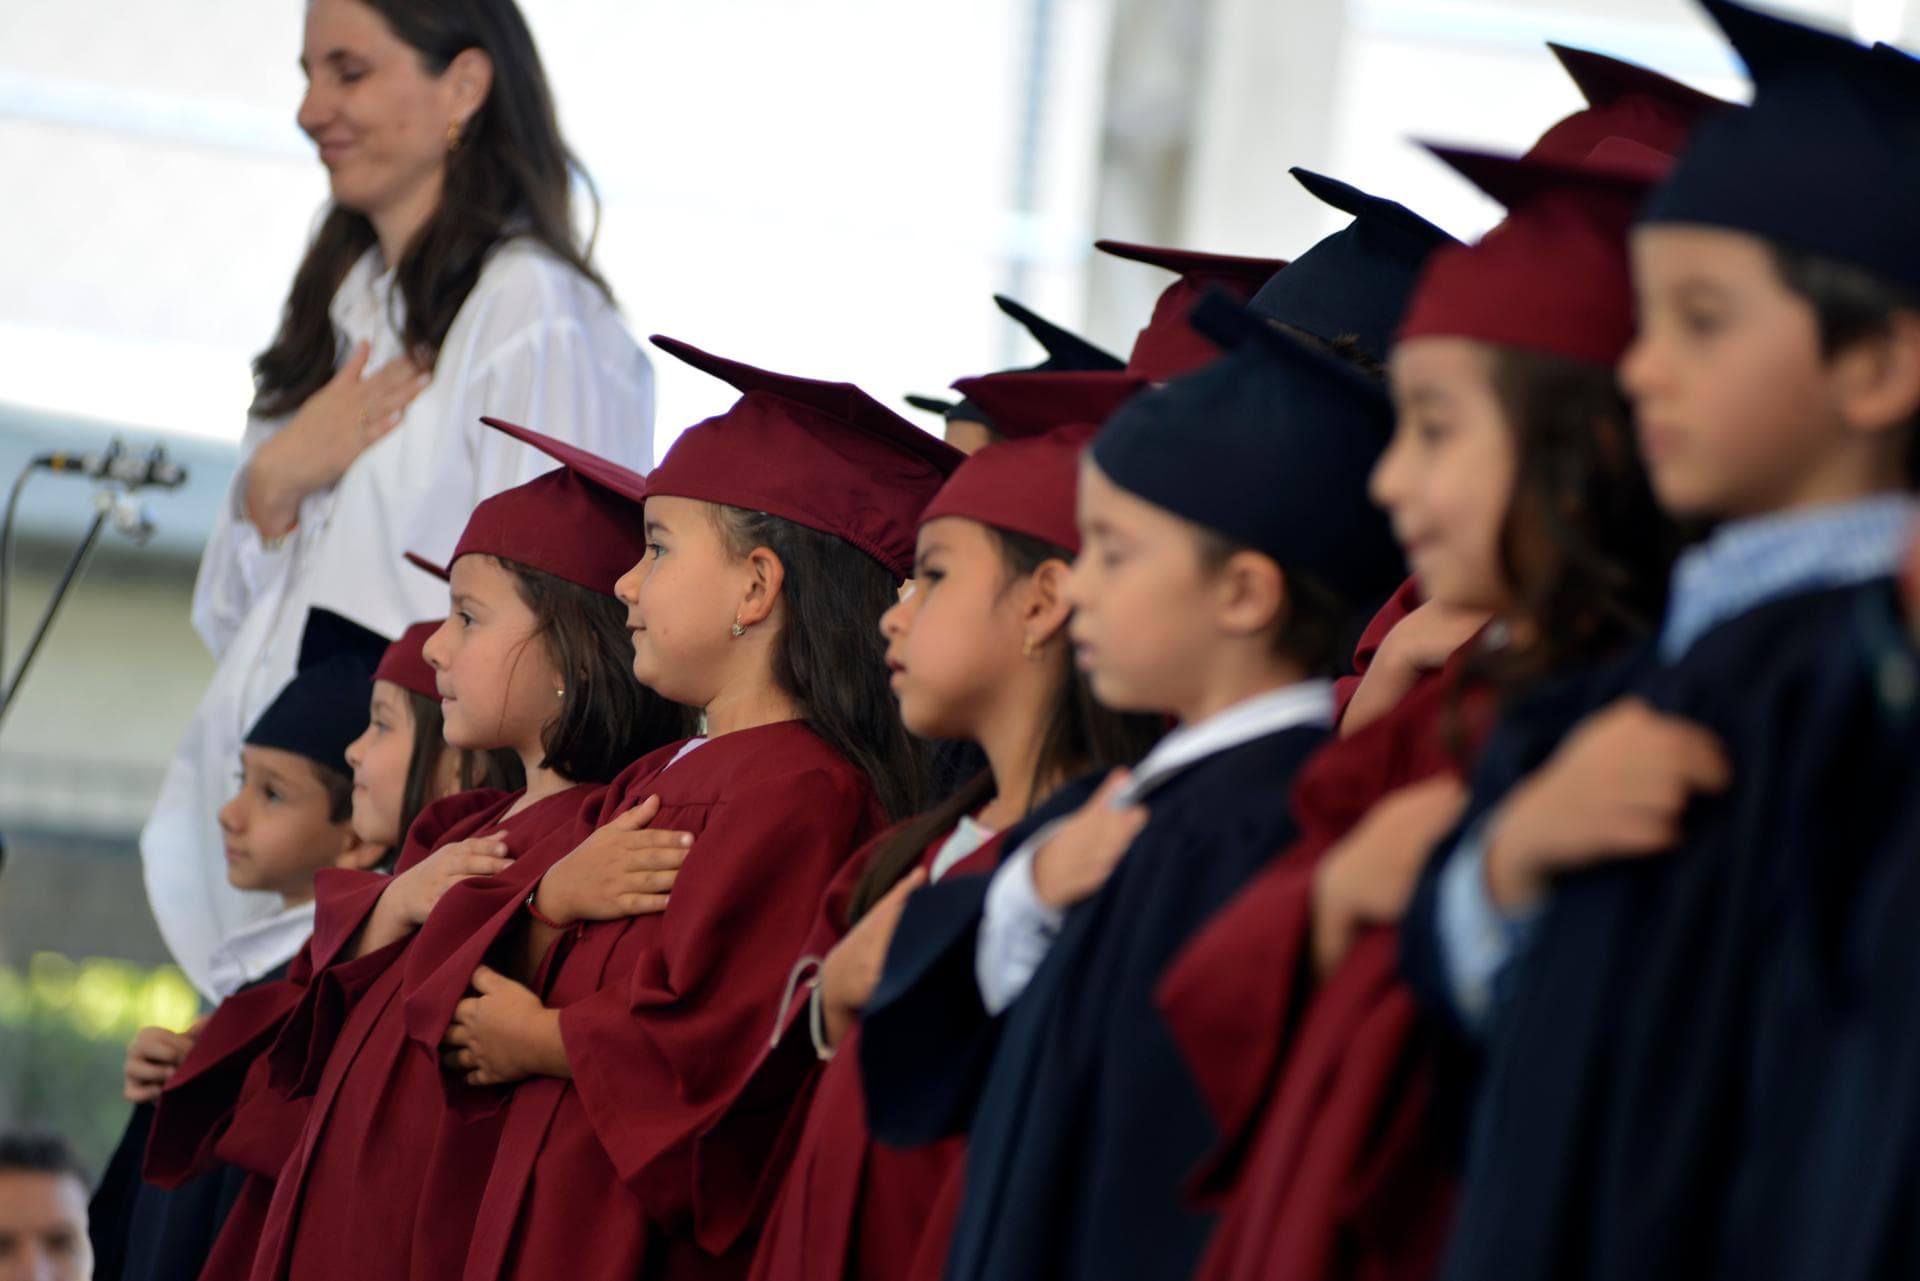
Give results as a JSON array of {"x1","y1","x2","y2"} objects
[
  {"x1": 730, "y1": 618, "x2": 747, "y2": 639},
  {"x1": 1022, "y1": 635, "x2": 1038, "y2": 659},
  {"x1": 554, "y1": 685, "x2": 565, "y2": 700},
  {"x1": 446, "y1": 119, "x2": 465, "y2": 153}
]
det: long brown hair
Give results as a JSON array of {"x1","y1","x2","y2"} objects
[
  {"x1": 1481, "y1": 347, "x2": 1679, "y2": 687},
  {"x1": 253, "y1": 0, "x2": 608, "y2": 418},
  {"x1": 843, "y1": 529, "x2": 1163, "y2": 924},
  {"x1": 396, "y1": 687, "x2": 523, "y2": 843}
]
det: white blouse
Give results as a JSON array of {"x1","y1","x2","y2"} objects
[{"x1": 143, "y1": 238, "x2": 654, "y2": 999}]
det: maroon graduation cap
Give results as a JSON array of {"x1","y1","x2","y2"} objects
[
  {"x1": 1528, "y1": 43, "x2": 1737, "y2": 163},
  {"x1": 1094, "y1": 241, "x2": 1289, "y2": 382},
  {"x1": 373, "y1": 620, "x2": 443, "y2": 701},
  {"x1": 919, "y1": 370, "x2": 1150, "y2": 554}
]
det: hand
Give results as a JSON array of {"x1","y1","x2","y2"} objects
[
  {"x1": 1342, "y1": 600, "x2": 1489, "y2": 737},
  {"x1": 385, "y1": 830, "x2": 513, "y2": 930},
  {"x1": 818, "y1": 868, "x2": 927, "y2": 1048},
  {"x1": 245, "y1": 341, "x2": 429, "y2": 536},
  {"x1": 533, "y1": 796, "x2": 691, "y2": 927},
  {"x1": 1311, "y1": 775, "x2": 1469, "y2": 978},
  {"x1": 1030, "y1": 770, "x2": 1149, "y2": 910},
  {"x1": 442, "y1": 966, "x2": 564, "y2": 1086},
  {"x1": 1486, "y1": 697, "x2": 1730, "y2": 911},
  {"x1": 123, "y1": 1019, "x2": 204, "y2": 1104}
]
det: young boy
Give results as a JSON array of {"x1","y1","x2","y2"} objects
[
  {"x1": 1409, "y1": 5, "x2": 1920, "y2": 1279},
  {"x1": 0, "y1": 1133, "x2": 92, "y2": 1281},
  {"x1": 860, "y1": 293, "x2": 1405, "y2": 1281},
  {"x1": 90, "y1": 609, "x2": 385, "y2": 1281}
]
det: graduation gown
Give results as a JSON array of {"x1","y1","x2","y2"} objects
[
  {"x1": 398, "y1": 721, "x2": 885, "y2": 1281},
  {"x1": 745, "y1": 823, "x2": 1005, "y2": 1281},
  {"x1": 244, "y1": 784, "x2": 599, "y2": 1281},
  {"x1": 1431, "y1": 582, "x2": 1917, "y2": 1281},
  {"x1": 861, "y1": 724, "x2": 1325, "y2": 1281},
  {"x1": 88, "y1": 958, "x2": 298, "y2": 1281},
  {"x1": 1156, "y1": 650, "x2": 1489, "y2": 1281}
]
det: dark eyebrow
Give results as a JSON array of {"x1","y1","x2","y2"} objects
[
  {"x1": 297, "y1": 48, "x2": 363, "y2": 74},
  {"x1": 644, "y1": 519, "x2": 672, "y2": 538},
  {"x1": 1398, "y1": 385, "x2": 1456, "y2": 410}
]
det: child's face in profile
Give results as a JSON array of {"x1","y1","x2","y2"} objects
[
  {"x1": 617, "y1": 495, "x2": 763, "y2": 711},
  {"x1": 1377, "y1": 335, "x2": 1518, "y2": 614},
  {"x1": 1068, "y1": 458, "x2": 1232, "y2": 721},
  {"x1": 344, "y1": 680, "x2": 418, "y2": 849},
  {"x1": 881, "y1": 517, "x2": 1041, "y2": 742},
  {"x1": 218, "y1": 745, "x2": 357, "y2": 905},
  {"x1": 425, "y1": 555, "x2": 563, "y2": 758},
  {"x1": 1621, "y1": 225, "x2": 1849, "y2": 520}
]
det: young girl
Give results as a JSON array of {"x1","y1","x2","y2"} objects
[
  {"x1": 1153, "y1": 141, "x2": 1682, "y2": 1281},
  {"x1": 244, "y1": 445, "x2": 689, "y2": 1281},
  {"x1": 1427, "y1": 7, "x2": 1920, "y2": 1278},
  {"x1": 743, "y1": 369, "x2": 1163, "y2": 1281},
  {"x1": 397, "y1": 341, "x2": 964, "y2": 1280}
]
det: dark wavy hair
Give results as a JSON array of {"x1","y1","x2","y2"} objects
[
  {"x1": 843, "y1": 529, "x2": 1162, "y2": 923},
  {"x1": 253, "y1": 0, "x2": 608, "y2": 418},
  {"x1": 713, "y1": 509, "x2": 928, "y2": 826},
  {"x1": 1480, "y1": 347, "x2": 1680, "y2": 687},
  {"x1": 497, "y1": 558, "x2": 692, "y2": 783}
]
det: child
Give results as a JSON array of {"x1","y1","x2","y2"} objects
[
  {"x1": 1157, "y1": 141, "x2": 1683, "y2": 1281},
  {"x1": 1420, "y1": 6, "x2": 1920, "y2": 1279},
  {"x1": 859, "y1": 295, "x2": 1405, "y2": 1281},
  {"x1": 399, "y1": 341, "x2": 964, "y2": 1280},
  {"x1": 90, "y1": 609, "x2": 388, "y2": 1281},
  {"x1": 246, "y1": 443, "x2": 689, "y2": 1281},
  {"x1": 345, "y1": 620, "x2": 526, "y2": 860},
  {"x1": 745, "y1": 370, "x2": 1164, "y2": 1281}
]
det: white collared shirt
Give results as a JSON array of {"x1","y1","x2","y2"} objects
[
  {"x1": 144, "y1": 239, "x2": 654, "y2": 1000},
  {"x1": 975, "y1": 680, "x2": 1335, "y2": 1015},
  {"x1": 203, "y1": 899, "x2": 315, "y2": 1003}
]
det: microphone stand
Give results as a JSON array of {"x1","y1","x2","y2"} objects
[{"x1": 0, "y1": 500, "x2": 110, "y2": 733}]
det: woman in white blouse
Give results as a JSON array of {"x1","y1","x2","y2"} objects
[{"x1": 144, "y1": 0, "x2": 654, "y2": 1002}]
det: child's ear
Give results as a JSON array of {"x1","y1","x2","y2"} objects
[
  {"x1": 1020, "y1": 559, "x2": 1076, "y2": 648},
  {"x1": 735, "y1": 546, "x2": 786, "y2": 629},
  {"x1": 1212, "y1": 549, "x2": 1289, "y2": 641},
  {"x1": 334, "y1": 835, "x2": 387, "y2": 873},
  {"x1": 1834, "y1": 310, "x2": 1920, "y2": 436}
]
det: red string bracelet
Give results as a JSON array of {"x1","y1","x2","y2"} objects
[{"x1": 525, "y1": 882, "x2": 568, "y2": 931}]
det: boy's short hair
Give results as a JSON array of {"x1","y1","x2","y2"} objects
[
  {"x1": 1192, "y1": 529, "x2": 1354, "y2": 676},
  {"x1": 0, "y1": 1132, "x2": 89, "y2": 1188},
  {"x1": 310, "y1": 759, "x2": 353, "y2": 825}
]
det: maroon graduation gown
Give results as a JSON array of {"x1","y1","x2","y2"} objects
[
  {"x1": 745, "y1": 823, "x2": 1004, "y2": 1281},
  {"x1": 245, "y1": 784, "x2": 603, "y2": 1281},
  {"x1": 401, "y1": 721, "x2": 885, "y2": 1281},
  {"x1": 1157, "y1": 650, "x2": 1488, "y2": 1281}
]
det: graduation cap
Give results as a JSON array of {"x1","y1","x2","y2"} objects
[
  {"x1": 405, "y1": 420, "x2": 650, "y2": 597},
  {"x1": 1247, "y1": 171, "x2": 1457, "y2": 365},
  {"x1": 1642, "y1": 0, "x2": 1920, "y2": 295},
  {"x1": 1401, "y1": 139, "x2": 1673, "y2": 367},
  {"x1": 1528, "y1": 43, "x2": 1737, "y2": 163},
  {"x1": 919, "y1": 370, "x2": 1150, "y2": 554},
  {"x1": 649, "y1": 337, "x2": 966, "y2": 578},
  {"x1": 1094, "y1": 240, "x2": 1290, "y2": 382},
  {"x1": 373, "y1": 620, "x2": 443, "y2": 702},
  {"x1": 245, "y1": 608, "x2": 389, "y2": 779},
  {"x1": 906, "y1": 295, "x2": 1124, "y2": 431},
  {"x1": 1090, "y1": 292, "x2": 1404, "y2": 601}
]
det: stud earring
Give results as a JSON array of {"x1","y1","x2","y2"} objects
[
  {"x1": 554, "y1": 685, "x2": 565, "y2": 700},
  {"x1": 731, "y1": 618, "x2": 747, "y2": 638},
  {"x1": 446, "y1": 119, "x2": 465, "y2": 153},
  {"x1": 1022, "y1": 635, "x2": 1039, "y2": 659}
]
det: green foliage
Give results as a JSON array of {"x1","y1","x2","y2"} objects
[{"x1": 0, "y1": 952, "x2": 202, "y2": 1175}]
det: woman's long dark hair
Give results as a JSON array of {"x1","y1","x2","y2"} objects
[
  {"x1": 500, "y1": 558, "x2": 693, "y2": 783},
  {"x1": 1481, "y1": 347, "x2": 1681, "y2": 687},
  {"x1": 716, "y1": 509, "x2": 930, "y2": 828},
  {"x1": 843, "y1": 529, "x2": 1163, "y2": 924},
  {"x1": 253, "y1": 0, "x2": 608, "y2": 418},
  {"x1": 396, "y1": 688, "x2": 524, "y2": 842}
]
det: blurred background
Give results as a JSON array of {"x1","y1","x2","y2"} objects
[{"x1": 0, "y1": 0, "x2": 1910, "y2": 1169}]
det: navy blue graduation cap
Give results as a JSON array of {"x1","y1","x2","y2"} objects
[
  {"x1": 1643, "y1": 0, "x2": 1920, "y2": 295},
  {"x1": 1090, "y1": 291, "x2": 1405, "y2": 602},
  {"x1": 244, "y1": 608, "x2": 388, "y2": 779},
  {"x1": 1248, "y1": 169, "x2": 1457, "y2": 364},
  {"x1": 906, "y1": 294, "x2": 1124, "y2": 429}
]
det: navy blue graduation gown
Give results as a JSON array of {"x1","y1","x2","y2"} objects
[
  {"x1": 1428, "y1": 582, "x2": 1916, "y2": 1281},
  {"x1": 861, "y1": 725, "x2": 1325, "y2": 1281}
]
